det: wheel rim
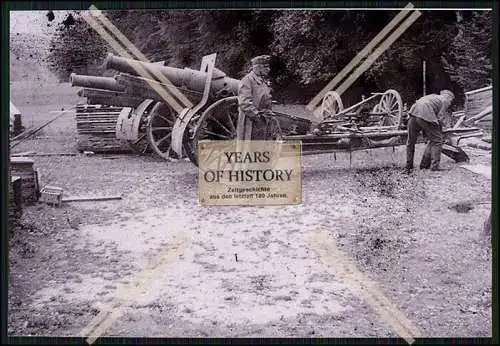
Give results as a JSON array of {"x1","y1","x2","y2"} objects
[
  {"x1": 147, "y1": 102, "x2": 177, "y2": 160},
  {"x1": 188, "y1": 96, "x2": 239, "y2": 167},
  {"x1": 371, "y1": 103, "x2": 381, "y2": 114},
  {"x1": 128, "y1": 100, "x2": 156, "y2": 155},
  {"x1": 182, "y1": 114, "x2": 200, "y2": 166},
  {"x1": 377, "y1": 89, "x2": 402, "y2": 127},
  {"x1": 321, "y1": 91, "x2": 344, "y2": 120},
  {"x1": 128, "y1": 133, "x2": 150, "y2": 155}
]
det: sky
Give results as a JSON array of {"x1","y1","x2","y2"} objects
[{"x1": 10, "y1": 10, "x2": 69, "y2": 35}]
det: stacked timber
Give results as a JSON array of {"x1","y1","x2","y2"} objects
[
  {"x1": 77, "y1": 88, "x2": 144, "y2": 108},
  {"x1": 10, "y1": 156, "x2": 39, "y2": 205},
  {"x1": 75, "y1": 104, "x2": 132, "y2": 153},
  {"x1": 464, "y1": 86, "x2": 492, "y2": 131}
]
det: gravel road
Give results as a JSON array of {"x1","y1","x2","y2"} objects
[{"x1": 8, "y1": 83, "x2": 492, "y2": 339}]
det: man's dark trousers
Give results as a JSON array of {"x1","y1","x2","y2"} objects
[{"x1": 406, "y1": 115, "x2": 445, "y2": 170}]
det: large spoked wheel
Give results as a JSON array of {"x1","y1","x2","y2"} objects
[
  {"x1": 128, "y1": 100, "x2": 156, "y2": 155},
  {"x1": 321, "y1": 91, "x2": 344, "y2": 121},
  {"x1": 147, "y1": 101, "x2": 179, "y2": 160},
  {"x1": 182, "y1": 113, "x2": 201, "y2": 166},
  {"x1": 376, "y1": 89, "x2": 403, "y2": 127},
  {"x1": 187, "y1": 96, "x2": 239, "y2": 167},
  {"x1": 371, "y1": 103, "x2": 381, "y2": 114}
]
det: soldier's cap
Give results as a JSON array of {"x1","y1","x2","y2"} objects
[
  {"x1": 440, "y1": 90, "x2": 455, "y2": 99},
  {"x1": 251, "y1": 55, "x2": 271, "y2": 66}
]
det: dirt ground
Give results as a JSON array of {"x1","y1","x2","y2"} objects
[{"x1": 8, "y1": 81, "x2": 492, "y2": 339}]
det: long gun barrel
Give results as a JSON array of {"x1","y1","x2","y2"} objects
[
  {"x1": 103, "y1": 53, "x2": 240, "y2": 97},
  {"x1": 70, "y1": 73, "x2": 126, "y2": 92}
]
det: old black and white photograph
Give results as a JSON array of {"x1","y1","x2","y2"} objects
[{"x1": 7, "y1": 4, "x2": 493, "y2": 340}]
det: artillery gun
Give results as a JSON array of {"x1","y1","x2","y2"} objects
[
  {"x1": 71, "y1": 53, "x2": 238, "y2": 156},
  {"x1": 71, "y1": 52, "x2": 481, "y2": 166},
  {"x1": 71, "y1": 52, "x2": 311, "y2": 158}
]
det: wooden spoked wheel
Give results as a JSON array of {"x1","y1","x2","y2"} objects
[
  {"x1": 371, "y1": 103, "x2": 381, "y2": 114},
  {"x1": 376, "y1": 89, "x2": 403, "y2": 127},
  {"x1": 320, "y1": 91, "x2": 344, "y2": 120},
  {"x1": 147, "y1": 101, "x2": 178, "y2": 160},
  {"x1": 128, "y1": 100, "x2": 156, "y2": 155},
  {"x1": 187, "y1": 96, "x2": 239, "y2": 167}
]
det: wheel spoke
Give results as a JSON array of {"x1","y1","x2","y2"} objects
[
  {"x1": 156, "y1": 113, "x2": 174, "y2": 125},
  {"x1": 199, "y1": 128, "x2": 211, "y2": 140},
  {"x1": 152, "y1": 126, "x2": 172, "y2": 131},
  {"x1": 165, "y1": 143, "x2": 172, "y2": 157},
  {"x1": 226, "y1": 108, "x2": 236, "y2": 133},
  {"x1": 322, "y1": 92, "x2": 343, "y2": 120},
  {"x1": 155, "y1": 132, "x2": 172, "y2": 146},
  {"x1": 383, "y1": 97, "x2": 390, "y2": 109},
  {"x1": 131, "y1": 133, "x2": 147, "y2": 145},
  {"x1": 210, "y1": 115, "x2": 233, "y2": 136},
  {"x1": 204, "y1": 130, "x2": 231, "y2": 139}
]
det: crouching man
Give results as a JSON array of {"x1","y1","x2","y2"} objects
[{"x1": 405, "y1": 90, "x2": 455, "y2": 173}]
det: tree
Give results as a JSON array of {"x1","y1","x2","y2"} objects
[
  {"x1": 442, "y1": 11, "x2": 492, "y2": 92},
  {"x1": 47, "y1": 10, "x2": 273, "y2": 81},
  {"x1": 268, "y1": 10, "x2": 403, "y2": 103},
  {"x1": 46, "y1": 9, "x2": 492, "y2": 107},
  {"x1": 47, "y1": 12, "x2": 111, "y2": 82},
  {"x1": 364, "y1": 11, "x2": 458, "y2": 104}
]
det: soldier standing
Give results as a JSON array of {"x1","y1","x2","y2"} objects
[
  {"x1": 237, "y1": 55, "x2": 277, "y2": 140},
  {"x1": 405, "y1": 90, "x2": 455, "y2": 173}
]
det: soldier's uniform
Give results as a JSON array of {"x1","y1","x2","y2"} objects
[
  {"x1": 406, "y1": 90, "x2": 454, "y2": 171},
  {"x1": 237, "y1": 55, "x2": 276, "y2": 140}
]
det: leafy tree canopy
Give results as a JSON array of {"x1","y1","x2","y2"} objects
[{"x1": 47, "y1": 9, "x2": 492, "y2": 107}]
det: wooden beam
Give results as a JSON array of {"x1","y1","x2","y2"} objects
[
  {"x1": 62, "y1": 195, "x2": 122, "y2": 202},
  {"x1": 11, "y1": 152, "x2": 77, "y2": 157},
  {"x1": 10, "y1": 108, "x2": 75, "y2": 147}
]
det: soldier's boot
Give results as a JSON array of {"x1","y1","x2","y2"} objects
[
  {"x1": 429, "y1": 143, "x2": 443, "y2": 171},
  {"x1": 404, "y1": 163, "x2": 414, "y2": 174},
  {"x1": 420, "y1": 143, "x2": 431, "y2": 169},
  {"x1": 420, "y1": 155, "x2": 431, "y2": 169},
  {"x1": 405, "y1": 143, "x2": 416, "y2": 174}
]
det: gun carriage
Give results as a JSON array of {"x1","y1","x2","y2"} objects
[{"x1": 71, "y1": 53, "x2": 481, "y2": 164}]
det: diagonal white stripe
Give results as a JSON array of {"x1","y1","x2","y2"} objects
[
  {"x1": 335, "y1": 10, "x2": 421, "y2": 97},
  {"x1": 88, "y1": 6, "x2": 193, "y2": 109},
  {"x1": 307, "y1": 3, "x2": 416, "y2": 110},
  {"x1": 79, "y1": 232, "x2": 191, "y2": 344},
  {"x1": 307, "y1": 230, "x2": 421, "y2": 344},
  {"x1": 81, "y1": 11, "x2": 185, "y2": 114}
]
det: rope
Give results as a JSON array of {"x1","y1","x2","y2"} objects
[
  {"x1": 10, "y1": 107, "x2": 78, "y2": 191},
  {"x1": 10, "y1": 107, "x2": 76, "y2": 148}
]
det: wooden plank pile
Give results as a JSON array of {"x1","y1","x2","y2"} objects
[
  {"x1": 10, "y1": 156, "x2": 39, "y2": 205},
  {"x1": 78, "y1": 88, "x2": 144, "y2": 108},
  {"x1": 464, "y1": 86, "x2": 492, "y2": 131},
  {"x1": 75, "y1": 104, "x2": 133, "y2": 153}
]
